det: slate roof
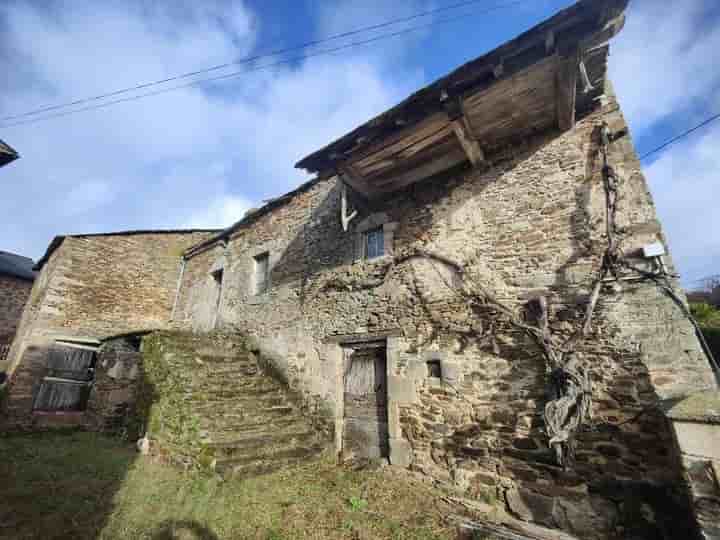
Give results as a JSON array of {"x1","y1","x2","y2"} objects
[
  {"x1": 0, "y1": 140, "x2": 19, "y2": 168},
  {"x1": 34, "y1": 229, "x2": 221, "y2": 271},
  {"x1": 0, "y1": 251, "x2": 36, "y2": 281},
  {"x1": 296, "y1": 0, "x2": 628, "y2": 173}
]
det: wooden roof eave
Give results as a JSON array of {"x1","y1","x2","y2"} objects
[{"x1": 295, "y1": 0, "x2": 628, "y2": 176}]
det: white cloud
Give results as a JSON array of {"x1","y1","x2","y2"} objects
[
  {"x1": 60, "y1": 180, "x2": 115, "y2": 218},
  {"x1": 0, "y1": 0, "x2": 426, "y2": 260},
  {"x1": 610, "y1": 0, "x2": 720, "y2": 285},
  {"x1": 644, "y1": 125, "x2": 720, "y2": 284},
  {"x1": 610, "y1": 0, "x2": 720, "y2": 130},
  {"x1": 184, "y1": 195, "x2": 254, "y2": 230}
]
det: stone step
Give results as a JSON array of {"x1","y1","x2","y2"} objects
[
  {"x1": 196, "y1": 366, "x2": 261, "y2": 377},
  {"x1": 199, "y1": 416, "x2": 305, "y2": 433},
  {"x1": 195, "y1": 353, "x2": 254, "y2": 364},
  {"x1": 195, "y1": 347, "x2": 250, "y2": 358},
  {"x1": 189, "y1": 393, "x2": 288, "y2": 407},
  {"x1": 217, "y1": 458, "x2": 296, "y2": 479},
  {"x1": 207, "y1": 430, "x2": 317, "y2": 454},
  {"x1": 189, "y1": 381, "x2": 282, "y2": 394},
  {"x1": 191, "y1": 402, "x2": 294, "y2": 416},
  {"x1": 214, "y1": 444, "x2": 326, "y2": 476}
]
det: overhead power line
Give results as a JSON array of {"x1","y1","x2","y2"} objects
[
  {"x1": 639, "y1": 112, "x2": 720, "y2": 161},
  {"x1": 0, "y1": 10, "x2": 493, "y2": 128},
  {"x1": 0, "y1": 0, "x2": 528, "y2": 124}
]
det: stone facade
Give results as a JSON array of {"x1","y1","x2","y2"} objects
[
  {"x1": 2, "y1": 231, "x2": 215, "y2": 429},
  {"x1": 3, "y1": 2, "x2": 718, "y2": 536},
  {"x1": 0, "y1": 274, "x2": 32, "y2": 352},
  {"x1": 173, "y1": 86, "x2": 717, "y2": 537}
]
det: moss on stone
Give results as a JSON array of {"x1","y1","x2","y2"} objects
[{"x1": 137, "y1": 331, "x2": 205, "y2": 465}]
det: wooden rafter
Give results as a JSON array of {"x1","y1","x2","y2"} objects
[
  {"x1": 556, "y1": 50, "x2": 579, "y2": 132},
  {"x1": 450, "y1": 116, "x2": 485, "y2": 167},
  {"x1": 338, "y1": 165, "x2": 369, "y2": 197}
]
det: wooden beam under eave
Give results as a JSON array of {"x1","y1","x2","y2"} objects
[
  {"x1": 338, "y1": 165, "x2": 371, "y2": 198},
  {"x1": 366, "y1": 146, "x2": 468, "y2": 197},
  {"x1": 556, "y1": 51, "x2": 578, "y2": 132},
  {"x1": 450, "y1": 118, "x2": 485, "y2": 166}
]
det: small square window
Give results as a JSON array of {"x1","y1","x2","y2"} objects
[
  {"x1": 426, "y1": 359, "x2": 442, "y2": 379},
  {"x1": 253, "y1": 252, "x2": 270, "y2": 295},
  {"x1": 364, "y1": 227, "x2": 384, "y2": 259}
]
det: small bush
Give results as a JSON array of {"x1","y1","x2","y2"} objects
[{"x1": 690, "y1": 302, "x2": 720, "y2": 328}]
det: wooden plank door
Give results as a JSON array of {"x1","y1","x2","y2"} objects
[
  {"x1": 33, "y1": 345, "x2": 96, "y2": 412},
  {"x1": 343, "y1": 345, "x2": 388, "y2": 459}
]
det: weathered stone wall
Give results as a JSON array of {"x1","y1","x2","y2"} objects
[
  {"x1": 0, "y1": 274, "x2": 32, "y2": 351},
  {"x1": 176, "y1": 83, "x2": 716, "y2": 537},
  {"x1": 1, "y1": 337, "x2": 142, "y2": 432},
  {"x1": 85, "y1": 336, "x2": 143, "y2": 435},
  {"x1": 3, "y1": 231, "x2": 214, "y2": 429}
]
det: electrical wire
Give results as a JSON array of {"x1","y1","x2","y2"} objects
[
  {"x1": 0, "y1": 0, "x2": 529, "y2": 124},
  {"x1": 2, "y1": 10, "x2": 484, "y2": 128},
  {"x1": 639, "y1": 112, "x2": 720, "y2": 161}
]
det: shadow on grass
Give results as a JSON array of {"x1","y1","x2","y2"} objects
[
  {"x1": 0, "y1": 430, "x2": 137, "y2": 540},
  {"x1": 150, "y1": 520, "x2": 219, "y2": 540}
]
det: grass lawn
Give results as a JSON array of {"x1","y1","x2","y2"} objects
[{"x1": 0, "y1": 432, "x2": 456, "y2": 540}]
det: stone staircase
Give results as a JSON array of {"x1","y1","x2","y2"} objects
[{"x1": 143, "y1": 331, "x2": 330, "y2": 477}]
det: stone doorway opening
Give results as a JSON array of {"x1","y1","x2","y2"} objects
[{"x1": 341, "y1": 341, "x2": 389, "y2": 460}]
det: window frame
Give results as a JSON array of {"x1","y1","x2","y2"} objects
[
  {"x1": 253, "y1": 252, "x2": 270, "y2": 295},
  {"x1": 363, "y1": 226, "x2": 385, "y2": 260}
]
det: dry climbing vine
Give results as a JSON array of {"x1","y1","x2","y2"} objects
[{"x1": 313, "y1": 121, "x2": 712, "y2": 468}]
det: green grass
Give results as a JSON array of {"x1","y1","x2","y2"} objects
[{"x1": 0, "y1": 432, "x2": 454, "y2": 540}]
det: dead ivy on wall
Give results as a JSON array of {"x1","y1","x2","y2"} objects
[{"x1": 309, "y1": 122, "x2": 637, "y2": 468}]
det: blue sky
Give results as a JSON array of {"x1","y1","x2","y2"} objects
[{"x1": 1, "y1": 0, "x2": 718, "y2": 287}]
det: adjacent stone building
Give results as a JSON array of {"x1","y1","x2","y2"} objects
[
  {"x1": 3, "y1": 230, "x2": 217, "y2": 428},
  {"x1": 0, "y1": 250, "x2": 35, "y2": 366},
  {"x1": 4, "y1": 1, "x2": 720, "y2": 538}
]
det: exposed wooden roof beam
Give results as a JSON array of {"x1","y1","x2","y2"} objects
[
  {"x1": 556, "y1": 50, "x2": 579, "y2": 132},
  {"x1": 442, "y1": 97, "x2": 484, "y2": 167},
  {"x1": 364, "y1": 147, "x2": 467, "y2": 197},
  {"x1": 339, "y1": 165, "x2": 371, "y2": 198},
  {"x1": 450, "y1": 117, "x2": 485, "y2": 166}
]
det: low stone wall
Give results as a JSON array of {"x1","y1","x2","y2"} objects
[
  {"x1": 664, "y1": 391, "x2": 720, "y2": 540},
  {"x1": 85, "y1": 336, "x2": 143, "y2": 436}
]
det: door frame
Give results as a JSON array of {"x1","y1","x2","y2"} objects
[
  {"x1": 338, "y1": 337, "x2": 390, "y2": 460},
  {"x1": 326, "y1": 333, "x2": 405, "y2": 465}
]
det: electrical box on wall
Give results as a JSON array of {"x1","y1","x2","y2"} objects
[{"x1": 642, "y1": 242, "x2": 666, "y2": 258}]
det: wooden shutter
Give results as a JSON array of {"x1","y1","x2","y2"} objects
[{"x1": 33, "y1": 345, "x2": 96, "y2": 412}]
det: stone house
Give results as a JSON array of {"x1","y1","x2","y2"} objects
[
  {"x1": 4, "y1": 1, "x2": 720, "y2": 537},
  {"x1": 2, "y1": 230, "x2": 217, "y2": 428},
  {"x1": 0, "y1": 250, "x2": 35, "y2": 366}
]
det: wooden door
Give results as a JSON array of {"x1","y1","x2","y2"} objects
[{"x1": 343, "y1": 344, "x2": 388, "y2": 459}]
